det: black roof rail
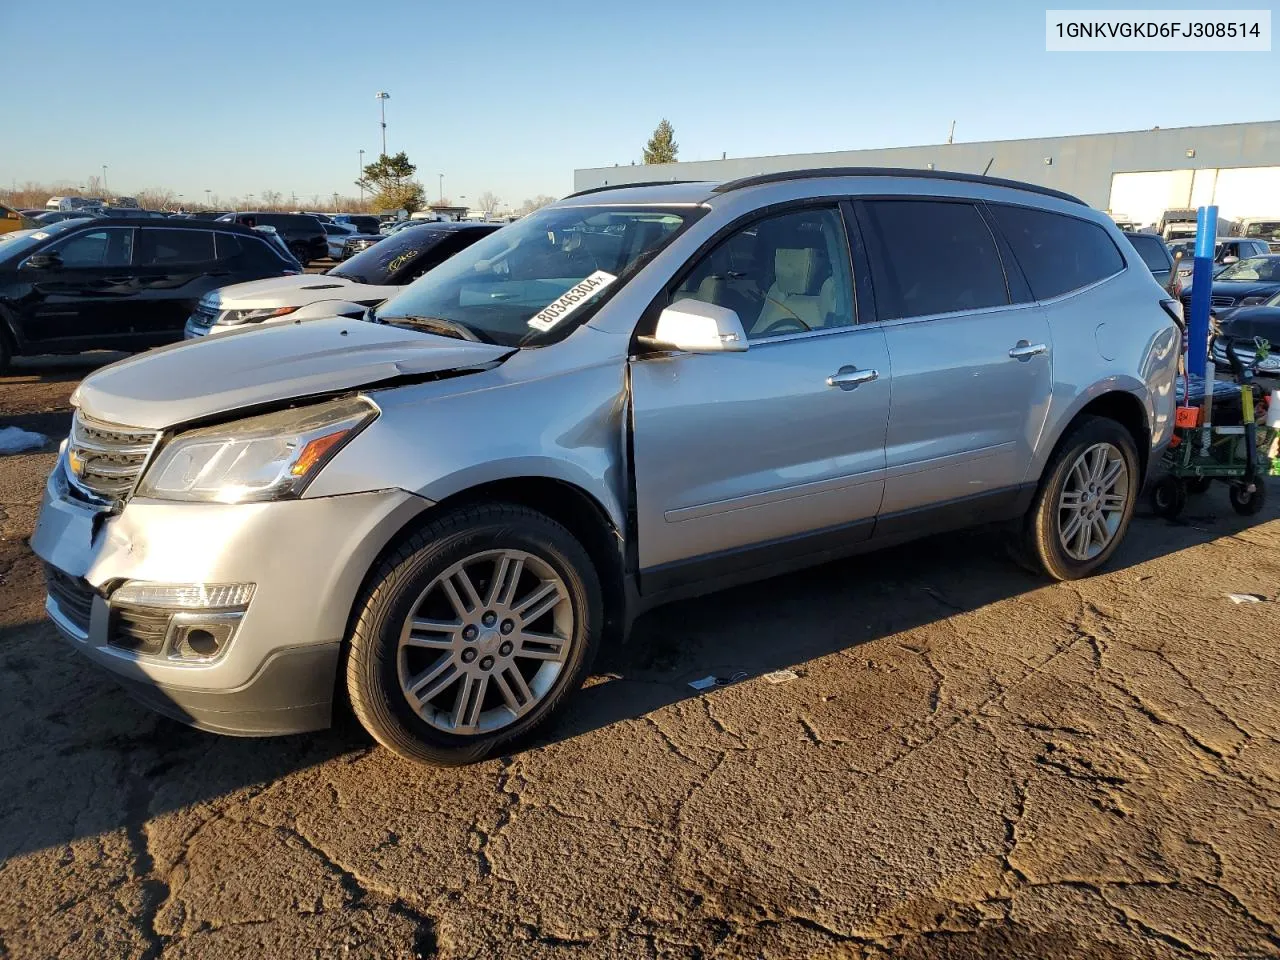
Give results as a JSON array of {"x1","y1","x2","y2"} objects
[
  {"x1": 564, "y1": 180, "x2": 705, "y2": 199},
  {"x1": 711, "y1": 167, "x2": 1087, "y2": 206}
]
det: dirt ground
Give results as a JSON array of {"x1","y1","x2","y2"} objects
[{"x1": 2, "y1": 356, "x2": 1279, "y2": 960}]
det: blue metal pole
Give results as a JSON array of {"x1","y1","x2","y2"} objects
[{"x1": 1186, "y1": 204, "x2": 1216, "y2": 379}]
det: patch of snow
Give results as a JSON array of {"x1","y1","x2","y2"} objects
[{"x1": 0, "y1": 427, "x2": 48, "y2": 454}]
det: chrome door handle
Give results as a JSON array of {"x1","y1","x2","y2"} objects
[
  {"x1": 1009, "y1": 340, "x2": 1048, "y2": 361},
  {"x1": 827, "y1": 365, "x2": 879, "y2": 390}
]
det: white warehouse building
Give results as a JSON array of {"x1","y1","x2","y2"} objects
[{"x1": 574, "y1": 121, "x2": 1280, "y2": 232}]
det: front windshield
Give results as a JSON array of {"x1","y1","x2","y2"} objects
[
  {"x1": 330, "y1": 225, "x2": 452, "y2": 285},
  {"x1": 374, "y1": 205, "x2": 695, "y2": 347},
  {"x1": 0, "y1": 218, "x2": 87, "y2": 263},
  {"x1": 1244, "y1": 221, "x2": 1280, "y2": 240},
  {"x1": 1217, "y1": 256, "x2": 1280, "y2": 282}
]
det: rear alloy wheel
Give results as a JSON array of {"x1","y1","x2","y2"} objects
[
  {"x1": 1020, "y1": 417, "x2": 1139, "y2": 580},
  {"x1": 346, "y1": 504, "x2": 601, "y2": 766}
]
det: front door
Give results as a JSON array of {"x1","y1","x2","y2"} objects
[
  {"x1": 855, "y1": 198, "x2": 1053, "y2": 521},
  {"x1": 20, "y1": 226, "x2": 139, "y2": 350},
  {"x1": 629, "y1": 205, "x2": 891, "y2": 591}
]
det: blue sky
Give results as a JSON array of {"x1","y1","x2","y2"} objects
[{"x1": 1, "y1": 0, "x2": 1272, "y2": 208}]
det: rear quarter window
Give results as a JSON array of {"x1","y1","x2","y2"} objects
[
  {"x1": 1127, "y1": 234, "x2": 1172, "y2": 272},
  {"x1": 990, "y1": 205, "x2": 1125, "y2": 300}
]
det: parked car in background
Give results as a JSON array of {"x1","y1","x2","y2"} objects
[
  {"x1": 322, "y1": 221, "x2": 357, "y2": 260},
  {"x1": 33, "y1": 211, "x2": 87, "y2": 225},
  {"x1": 333, "y1": 214, "x2": 381, "y2": 234},
  {"x1": 1, "y1": 202, "x2": 34, "y2": 235},
  {"x1": 216, "y1": 212, "x2": 327, "y2": 266},
  {"x1": 185, "y1": 220, "x2": 500, "y2": 338},
  {"x1": 1210, "y1": 289, "x2": 1280, "y2": 380},
  {"x1": 1124, "y1": 232, "x2": 1176, "y2": 289},
  {"x1": 96, "y1": 208, "x2": 171, "y2": 220},
  {"x1": 38, "y1": 170, "x2": 1179, "y2": 765},
  {"x1": 1182, "y1": 255, "x2": 1280, "y2": 314},
  {"x1": 0, "y1": 217, "x2": 300, "y2": 369},
  {"x1": 1169, "y1": 237, "x2": 1271, "y2": 285},
  {"x1": 340, "y1": 233, "x2": 383, "y2": 258}
]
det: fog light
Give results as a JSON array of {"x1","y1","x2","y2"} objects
[
  {"x1": 168, "y1": 615, "x2": 242, "y2": 662},
  {"x1": 110, "y1": 581, "x2": 255, "y2": 609}
]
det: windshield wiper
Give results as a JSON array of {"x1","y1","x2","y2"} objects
[{"x1": 379, "y1": 315, "x2": 493, "y2": 343}]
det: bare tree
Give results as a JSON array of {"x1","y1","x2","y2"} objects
[
  {"x1": 516, "y1": 195, "x2": 556, "y2": 216},
  {"x1": 260, "y1": 189, "x2": 284, "y2": 210},
  {"x1": 83, "y1": 175, "x2": 104, "y2": 198},
  {"x1": 137, "y1": 187, "x2": 177, "y2": 210},
  {"x1": 476, "y1": 191, "x2": 500, "y2": 216}
]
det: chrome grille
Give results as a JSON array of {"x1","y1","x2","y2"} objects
[
  {"x1": 188, "y1": 301, "x2": 219, "y2": 330},
  {"x1": 110, "y1": 606, "x2": 171, "y2": 656},
  {"x1": 1211, "y1": 296, "x2": 1236, "y2": 308},
  {"x1": 65, "y1": 412, "x2": 160, "y2": 503},
  {"x1": 45, "y1": 565, "x2": 95, "y2": 634}
]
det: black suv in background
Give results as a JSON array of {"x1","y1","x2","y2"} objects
[
  {"x1": 216, "y1": 212, "x2": 327, "y2": 266},
  {"x1": 0, "y1": 217, "x2": 299, "y2": 369},
  {"x1": 333, "y1": 214, "x2": 381, "y2": 234}
]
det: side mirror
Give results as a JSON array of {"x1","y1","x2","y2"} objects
[
  {"x1": 1222, "y1": 255, "x2": 1240, "y2": 265},
  {"x1": 649, "y1": 300, "x2": 748, "y2": 353},
  {"x1": 25, "y1": 252, "x2": 63, "y2": 270}
]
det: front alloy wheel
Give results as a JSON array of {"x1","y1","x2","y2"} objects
[
  {"x1": 346, "y1": 503, "x2": 601, "y2": 766},
  {"x1": 397, "y1": 550, "x2": 572, "y2": 735}
]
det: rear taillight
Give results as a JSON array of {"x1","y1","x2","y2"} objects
[{"x1": 1161, "y1": 298, "x2": 1185, "y2": 330}]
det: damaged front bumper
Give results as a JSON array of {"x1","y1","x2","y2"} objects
[{"x1": 31, "y1": 463, "x2": 431, "y2": 735}]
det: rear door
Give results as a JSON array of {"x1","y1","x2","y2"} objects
[
  {"x1": 856, "y1": 198, "x2": 1053, "y2": 527},
  {"x1": 130, "y1": 227, "x2": 223, "y2": 344},
  {"x1": 19, "y1": 226, "x2": 141, "y2": 350},
  {"x1": 630, "y1": 204, "x2": 891, "y2": 590}
]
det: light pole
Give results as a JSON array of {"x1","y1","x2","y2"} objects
[
  {"x1": 101, "y1": 164, "x2": 108, "y2": 195},
  {"x1": 375, "y1": 92, "x2": 390, "y2": 157},
  {"x1": 204, "y1": 189, "x2": 211, "y2": 209},
  {"x1": 438, "y1": 173, "x2": 443, "y2": 204},
  {"x1": 358, "y1": 148, "x2": 365, "y2": 205}
]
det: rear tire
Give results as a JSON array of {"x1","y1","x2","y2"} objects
[
  {"x1": 345, "y1": 503, "x2": 602, "y2": 766},
  {"x1": 1020, "y1": 417, "x2": 1140, "y2": 580},
  {"x1": 289, "y1": 243, "x2": 309, "y2": 267}
]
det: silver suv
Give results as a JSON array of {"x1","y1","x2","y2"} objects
[{"x1": 33, "y1": 169, "x2": 1181, "y2": 765}]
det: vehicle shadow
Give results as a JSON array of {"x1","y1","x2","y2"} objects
[
  {"x1": 0, "y1": 486, "x2": 1272, "y2": 862},
  {"x1": 538, "y1": 488, "x2": 1278, "y2": 751}
]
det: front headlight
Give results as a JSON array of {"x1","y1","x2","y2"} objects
[
  {"x1": 217, "y1": 305, "x2": 300, "y2": 327},
  {"x1": 135, "y1": 397, "x2": 377, "y2": 503}
]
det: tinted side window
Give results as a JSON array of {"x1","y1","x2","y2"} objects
[
  {"x1": 1128, "y1": 234, "x2": 1172, "y2": 271},
  {"x1": 214, "y1": 233, "x2": 244, "y2": 261},
  {"x1": 990, "y1": 205, "x2": 1124, "y2": 301},
  {"x1": 136, "y1": 228, "x2": 215, "y2": 266},
  {"x1": 860, "y1": 200, "x2": 1008, "y2": 320},
  {"x1": 50, "y1": 228, "x2": 134, "y2": 267}
]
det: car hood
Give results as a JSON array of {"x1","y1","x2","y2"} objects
[
  {"x1": 1201, "y1": 279, "x2": 1280, "y2": 300},
  {"x1": 204, "y1": 274, "x2": 402, "y2": 310},
  {"x1": 76, "y1": 317, "x2": 512, "y2": 429},
  {"x1": 1217, "y1": 306, "x2": 1280, "y2": 341}
]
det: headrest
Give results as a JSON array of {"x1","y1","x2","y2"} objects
[{"x1": 774, "y1": 247, "x2": 822, "y2": 296}]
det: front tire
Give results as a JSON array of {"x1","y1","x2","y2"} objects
[
  {"x1": 1020, "y1": 417, "x2": 1140, "y2": 580},
  {"x1": 346, "y1": 503, "x2": 602, "y2": 766}
]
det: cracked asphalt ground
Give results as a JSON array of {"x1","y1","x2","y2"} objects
[{"x1": 3, "y1": 356, "x2": 1280, "y2": 960}]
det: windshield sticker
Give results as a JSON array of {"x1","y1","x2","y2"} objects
[
  {"x1": 387, "y1": 250, "x2": 418, "y2": 274},
  {"x1": 527, "y1": 270, "x2": 618, "y2": 332}
]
